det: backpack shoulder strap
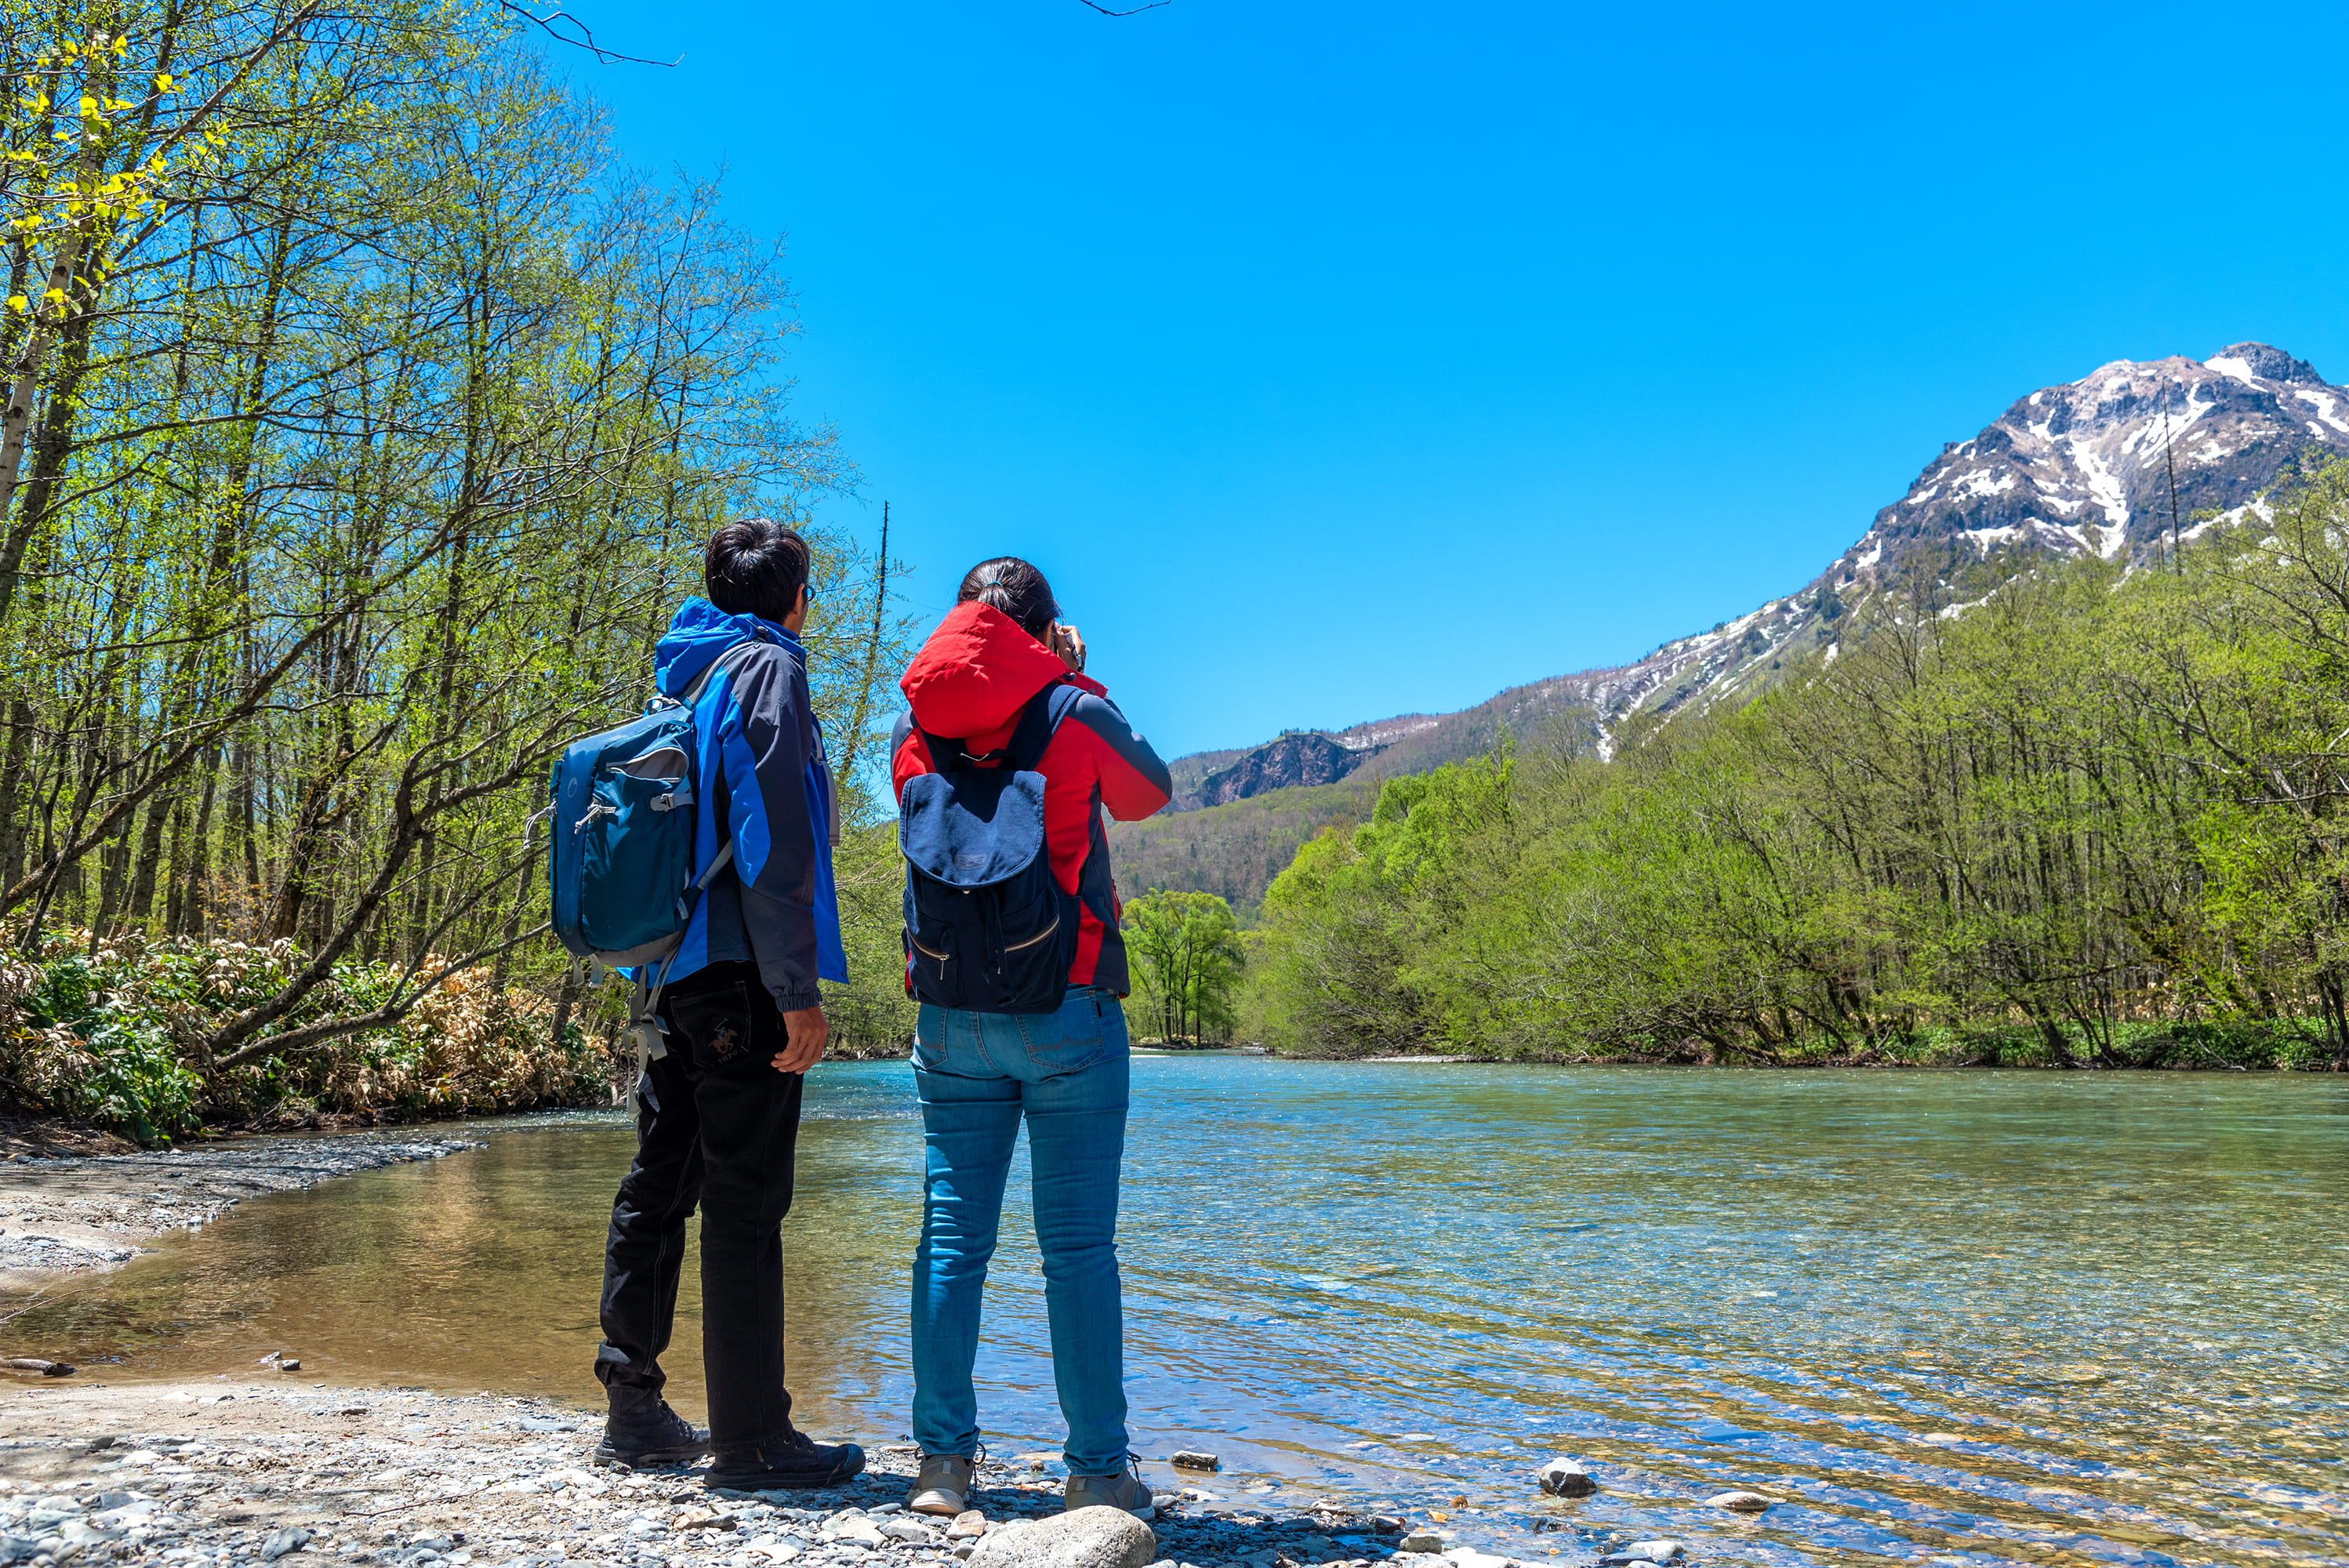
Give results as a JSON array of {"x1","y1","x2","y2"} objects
[
  {"x1": 1007, "y1": 681, "x2": 1084, "y2": 773},
  {"x1": 676, "y1": 640, "x2": 760, "y2": 710}
]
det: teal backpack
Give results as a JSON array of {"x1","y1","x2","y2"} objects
[{"x1": 543, "y1": 648, "x2": 750, "y2": 1064}]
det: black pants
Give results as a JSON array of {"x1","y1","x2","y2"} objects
[{"x1": 594, "y1": 961, "x2": 804, "y2": 1450}]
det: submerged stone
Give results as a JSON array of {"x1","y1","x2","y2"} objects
[{"x1": 1534, "y1": 1458, "x2": 1596, "y2": 1499}]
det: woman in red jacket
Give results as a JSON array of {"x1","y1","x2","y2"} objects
[{"x1": 888, "y1": 558, "x2": 1172, "y2": 1521}]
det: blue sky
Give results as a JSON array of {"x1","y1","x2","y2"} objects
[{"x1": 569, "y1": 1, "x2": 2349, "y2": 761}]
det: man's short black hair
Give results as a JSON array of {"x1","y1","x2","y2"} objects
[{"x1": 705, "y1": 517, "x2": 811, "y2": 624}]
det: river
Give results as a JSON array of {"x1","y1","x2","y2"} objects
[{"x1": 5, "y1": 1058, "x2": 2344, "y2": 1568}]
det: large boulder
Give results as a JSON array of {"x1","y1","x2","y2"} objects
[{"x1": 968, "y1": 1508, "x2": 1156, "y2": 1568}]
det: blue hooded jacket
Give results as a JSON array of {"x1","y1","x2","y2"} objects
[{"x1": 652, "y1": 597, "x2": 847, "y2": 1009}]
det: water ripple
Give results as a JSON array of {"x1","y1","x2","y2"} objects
[{"x1": 5, "y1": 1062, "x2": 2344, "y2": 1568}]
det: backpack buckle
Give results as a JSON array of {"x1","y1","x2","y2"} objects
[{"x1": 628, "y1": 1015, "x2": 669, "y2": 1062}]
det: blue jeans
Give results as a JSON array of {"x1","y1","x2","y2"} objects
[{"x1": 910, "y1": 985, "x2": 1131, "y2": 1474}]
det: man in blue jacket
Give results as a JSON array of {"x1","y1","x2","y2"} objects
[{"x1": 592, "y1": 517, "x2": 864, "y2": 1491}]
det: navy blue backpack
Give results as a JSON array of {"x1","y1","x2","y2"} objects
[{"x1": 901, "y1": 684, "x2": 1084, "y2": 1014}]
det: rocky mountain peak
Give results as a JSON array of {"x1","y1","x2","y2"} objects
[
  {"x1": 1195, "y1": 730, "x2": 1381, "y2": 808},
  {"x1": 2207, "y1": 341, "x2": 2325, "y2": 385},
  {"x1": 1823, "y1": 343, "x2": 2349, "y2": 590}
]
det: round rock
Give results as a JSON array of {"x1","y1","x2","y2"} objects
[
  {"x1": 1536, "y1": 1457, "x2": 1597, "y2": 1499},
  {"x1": 967, "y1": 1508, "x2": 1156, "y2": 1568},
  {"x1": 1707, "y1": 1490, "x2": 1771, "y2": 1512}
]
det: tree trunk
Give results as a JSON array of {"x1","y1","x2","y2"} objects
[
  {"x1": 178, "y1": 755, "x2": 223, "y2": 936},
  {"x1": 126, "y1": 786, "x2": 175, "y2": 925},
  {"x1": 162, "y1": 796, "x2": 193, "y2": 935},
  {"x1": 0, "y1": 698, "x2": 36, "y2": 885}
]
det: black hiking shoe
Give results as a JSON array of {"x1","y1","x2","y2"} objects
[
  {"x1": 705, "y1": 1427, "x2": 867, "y2": 1492},
  {"x1": 594, "y1": 1400, "x2": 711, "y2": 1470}
]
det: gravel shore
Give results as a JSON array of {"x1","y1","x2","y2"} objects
[
  {"x1": 0, "y1": 1134, "x2": 478, "y2": 1290},
  {"x1": 0, "y1": 1384, "x2": 1603, "y2": 1568}
]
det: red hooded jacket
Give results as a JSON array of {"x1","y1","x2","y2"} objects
[{"x1": 891, "y1": 603, "x2": 1174, "y2": 995}]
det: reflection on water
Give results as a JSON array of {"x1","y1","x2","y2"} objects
[{"x1": 7, "y1": 1061, "x2": 2346, "y2": 1568}]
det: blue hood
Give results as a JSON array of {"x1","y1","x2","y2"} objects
[{"x1": 654, "y1": 597, "x2": 799, "y2": 697}]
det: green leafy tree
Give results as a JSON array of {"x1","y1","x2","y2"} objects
[
  {"x1": 0, "y1": 1, "x2": 913, "y2": 1103},
  {"x1": 1123, "y1": 889, "x2": 1243, "y2": 1044}
]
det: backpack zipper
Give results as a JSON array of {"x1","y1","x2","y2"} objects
[
  {"x1": 1002, "y1": 913, "x2": 1060, "y2": 953},
  {"x1": 911, "y1": 936, "x2": 952, "y2": 962}
]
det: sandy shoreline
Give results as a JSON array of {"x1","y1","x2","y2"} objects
[
  {"x1": 0, "y1": 1133, "x2": 480, "y2": 1293},
  {"x1": 0, "y1": 1382, "x2": 1607, "y2": 1568}
]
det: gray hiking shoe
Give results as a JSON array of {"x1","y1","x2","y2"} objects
[
  {"x1": 1064, "y1": 1458, "x2": 1156, "y2": 1520},
  {"x1": 907, "y1": 1453, "x2": 977, "y2": 1516}
]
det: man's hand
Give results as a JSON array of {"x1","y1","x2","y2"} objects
[
  {"x1": 1051, "y1": 621, "x2": 1086, "y2": 673},
  {"x1": 773, "y1": 1005, "x2": 828, "y2": 1075}
]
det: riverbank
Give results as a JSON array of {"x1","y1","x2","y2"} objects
[
  {"x1": 0, "y1": 933, "x2": 612, "y2": 1145},
  {"x1": 1283, "y1": 1022, "x2": 2347, "y2": 1068},
  {"x1": 0, "y1": 1383, "x2": 1596, "y2": 1568},
  {"x1": 0, "y1": 1132, "x2": 477, "y2": 1292}
]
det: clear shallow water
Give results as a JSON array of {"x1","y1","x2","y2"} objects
[{"x1": 5, "y1": 1060, "x2": 2345, "y2": 1568}]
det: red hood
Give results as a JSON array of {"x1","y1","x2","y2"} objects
[{"x1": 900, "y1": 601, "x2": 1102, "y2": 739}]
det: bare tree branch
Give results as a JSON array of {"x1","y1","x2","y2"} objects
[{"x1": 496, "y1": 3, "x2": 681, "y2": 65}]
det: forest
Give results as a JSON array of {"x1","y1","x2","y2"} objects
[
  {"x1": 0, "y1": 1, "x2": 915, "y2": 1136},
  {"x1": 1246, "y1": 460, "x2": 2349, "y2": 1069}
]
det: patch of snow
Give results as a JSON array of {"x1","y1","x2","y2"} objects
[
  {"x1": 2290, "y1": 388, "x2": 2348, "y2": 432},
  {"x1": 2029, "y1": 390, "x2": 2043, "y2": 406},
  {"x1": 2183, "y1": 498, "x2": 2272, "y2": 542},
  {"x1": 2059, "y1": 521, "x2": 2128, "y2": 560},
  {"x1": 1951, "y1": 470, "x2": 2017, "y2": 501},
  {"x1": 2075, "y1": 448, "x2": 2129, "y2": 527},
  {"x1": 2206, "y1": 354, "x2": 2262, "y2": 385}
]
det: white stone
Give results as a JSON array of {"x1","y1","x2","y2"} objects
[
  {"x1": 1706, "y1": 1491, "x2": 1770, "y2": 1513},
  {"x1": 965, "y1": 1508, "x2": 1155, "y2": 1568}
]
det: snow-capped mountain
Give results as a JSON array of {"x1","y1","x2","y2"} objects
[
  {"x1": 1576, "y1": 341, "x2": 2349, "y2": 733},
  {"x1": 1167, "y1": 343, "x2": 2349, "y2": 795},
  {"x1": 1832, "y1": 339, "x2": 2340, "y2": 579}
]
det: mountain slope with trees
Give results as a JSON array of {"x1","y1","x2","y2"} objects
[
  {"x1": 1116, "y1": 343, "x2": 2349, "y2": 916},
  {"x1": 1246, "y1": 456, "x2": 2349, "y2": 1066}
]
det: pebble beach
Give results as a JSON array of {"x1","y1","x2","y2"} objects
[{"x1": 0, "y1": 1383, "x2": 1620, "y2": 1568}]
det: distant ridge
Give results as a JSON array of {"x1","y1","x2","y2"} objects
[{"x1": 1115, "y1": 343, "x2": 2349, "y2": 905}]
